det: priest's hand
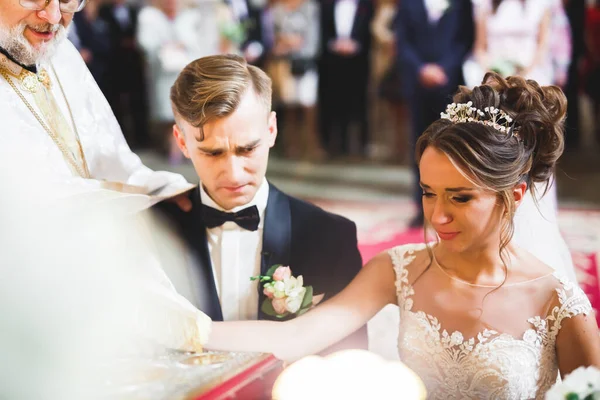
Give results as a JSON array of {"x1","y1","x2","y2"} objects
[{"x1": 170, "y1": 193, "x2": 192, "y2": 212}]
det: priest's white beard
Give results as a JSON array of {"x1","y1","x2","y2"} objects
[{"x1": 0, "y1": 21, "x2": 67, "y2": 66}]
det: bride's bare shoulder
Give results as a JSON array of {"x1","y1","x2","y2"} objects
[{"x1": 509, "y1": 246, "x2": 558, "y2": 284}]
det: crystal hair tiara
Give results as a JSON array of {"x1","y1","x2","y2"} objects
[{"x1": 440, "y1": 101, "x2": 518, "y2": 139}]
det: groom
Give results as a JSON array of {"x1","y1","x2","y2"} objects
[{"x1": 153, "y1": 54, "x2": 367, "y2": 351}]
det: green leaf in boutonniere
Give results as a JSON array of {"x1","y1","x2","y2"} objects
[
  {"x1": 296, "y1": 286, "x2": 313, "y2": 317},
  {"x1": 252, "y1": 265, "x2": 314, "y2": 318}
]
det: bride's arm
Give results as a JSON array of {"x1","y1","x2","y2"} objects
[
  {"x1": 205, "y1": 252, "x2": 397, "y2": 361},
  {"x1": 556, "y1": 313, "x2": 600, "y2": 375}
]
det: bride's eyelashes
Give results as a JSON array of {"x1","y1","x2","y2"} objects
[
  {"x1": 421, "y1": 191, "x2": 473, "y2": 204},
  {"x1": 451, "y1": 195, "x2": 472, "y2": 204}
]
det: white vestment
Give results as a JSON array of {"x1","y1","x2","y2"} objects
[
  {"x1": 0, "y1": 39, "x2": 211, "y2": 365},
  {"x1": 0, "y1": 38, "x2": 191, "y2": 197}
]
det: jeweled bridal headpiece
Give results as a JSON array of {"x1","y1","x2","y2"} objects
[{"x1": 440, "y1": 101, "x2": 519, "y2": 139}]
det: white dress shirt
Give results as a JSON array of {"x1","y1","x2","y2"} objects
[
  {"x1": 229, "y1": 0, "x2": 250, "y2": 21},
  {"x1": 334, "y1": 0, "x2": 358, "y2": 39},
  {"x1": 113, "y1": 4, "x2": 132, "y2": 30},
  {"x1": 200, "y1": 179, "x2": 269, "y2": 321},
  {"x1": 424, "y1": 0, "x2": 450, "y2": 24}
]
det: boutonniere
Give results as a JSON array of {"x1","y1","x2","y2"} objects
[{"x1": 251, "y1": 265, "x2": 313, "y2": 318}]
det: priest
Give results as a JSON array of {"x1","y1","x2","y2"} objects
[
  {"x1": 0, "y1": 0, "x2": 211, "y2": 356},
  {"x1": 0, "y1": 0, "x2": 191, "y2": 197}
]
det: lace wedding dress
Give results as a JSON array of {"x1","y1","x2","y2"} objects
[{"x1": 390, "y1": 243, "x2": 592, "y2": 399}]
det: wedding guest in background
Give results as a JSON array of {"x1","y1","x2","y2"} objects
[
  {"x1": 583, "y1": 0, "x2": 600, "y2": 145},
  {"x1": 269, "y1": 0, "x2": 324, "y2": 159},
  {"x1": 549, "y1": 0, "x2": 572, "y2": 88},
  {"x1": 99, "y1": 0, "x2": 149, "y2": 149},
  {"x1": 70, "y1": 0, "x2": 112, "y2": 97},
  {"x1": 564, "y1": 0, "x2": 586, "y2": 150},
  {"x1": 470, "y1": 0, "x2": 553, "y2": 85},
  {"x1": 318, "y1": 0, "x2": 374, "y2": 158},
  {"x1": 137, "y1": 0, "x2": 193, "y2": 164},
  {"x1": 371, "y1": 0, "x2": 408, "y2": 162},
  {"x1": 224, "y1": 0, "x2": 272, "y2": 67},
  {"x1": 396, "y1": 0, "x2": 474, "y2": 227}
]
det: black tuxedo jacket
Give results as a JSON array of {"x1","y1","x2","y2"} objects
[{"x1": 153, "y1": 184, "x2": 364, "y2": 331}]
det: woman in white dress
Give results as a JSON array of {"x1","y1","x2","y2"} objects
[
  {"x1": 464, "y1": 0, "x2": 577, "y2": 282},
  {"x1": 466, "y1": 0, "x2": 554, "y2": 86},
  {"x1": 269, "y1": 0, "x2": 324, "y2": 159},
  {"x1": 137, "y1": 0, "x2": 194, "y2": 164},
  {"x1": 202, "y1": 74, "x2": 600, "y2": 398}
]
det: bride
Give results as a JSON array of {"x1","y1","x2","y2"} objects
[{"x1": 202, "y1": 74, "x2": 600, "y2": 398}]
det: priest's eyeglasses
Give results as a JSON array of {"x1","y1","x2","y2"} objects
[{"x1": 20, "y1": 0, "x2": 87, "y2": 13}]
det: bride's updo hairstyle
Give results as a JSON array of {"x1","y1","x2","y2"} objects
[{"x1": 416, "y1": 72, "x2": 566, "y2": 252}]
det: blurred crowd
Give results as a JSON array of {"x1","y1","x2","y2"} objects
[{"x1": 66, "y1": 0, "x2": 600, "y2": 166}]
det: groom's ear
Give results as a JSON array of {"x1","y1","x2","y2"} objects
[
  {"x1": 267, "y1": 111, "x2": 278, "y2": 148},
  {"x1": 173, "y1": 123, "x2": 190, "y2": 159},
  {"x1": 513, "y1": 181, "x2": 527, "y2": 209}
]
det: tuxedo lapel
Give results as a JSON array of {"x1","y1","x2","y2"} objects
[
  {"x1": 257, "y1": 184, "x2": 292, "y2": 318},
  {"x1": 187, "y1": 187, "x2": 223, "y2": 321},
  {"x1": 261, "y1": 184, "x2": 292, "y2": 275}
]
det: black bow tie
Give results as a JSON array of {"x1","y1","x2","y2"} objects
[{"x1": 201, "y1": 204, "x2": 260, "y2": 231}]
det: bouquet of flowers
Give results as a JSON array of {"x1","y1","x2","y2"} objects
[
  {"x1": 251, "y1": 265, "x2": 313, "y2": 318},
  {"x1": 545, "y1": 366, "x2": 600, "y2": 400}
]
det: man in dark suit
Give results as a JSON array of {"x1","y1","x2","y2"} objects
[
  {"x1": 226, "y1": 0, "x2": 272, "y2": 68},
  {"x1": 98, "y1": 0, "x2": 149, "y2": 149},
  {"x1": 153, "y1": 54, "x2": 367, "y2": 352},
  {"x1": 318, "y1": 0, "x2": 374, "y2": 157},
  {"x1": 564, "y1": 0, "x2": 586, "y2": 150},
  {"x1": 71, "y1": 3, "x2": 112, "y2": 97},
  {"x1": 396, "y1": 0, "x2": 474, "y2": 227}
]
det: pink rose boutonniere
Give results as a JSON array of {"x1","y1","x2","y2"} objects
[{"x1": 251, "y1": 265, "x2": 314, "y2": 318}]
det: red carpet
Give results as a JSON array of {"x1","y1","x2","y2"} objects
[{"x1": 312, "y1": 198, "x2": 600, "y2": 325}]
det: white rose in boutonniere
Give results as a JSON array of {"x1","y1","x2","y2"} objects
[{"x1": 251, "y1": 265, "x2": 314, "y2": 318}]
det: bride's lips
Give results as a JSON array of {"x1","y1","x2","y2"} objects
[
  {"x1": 27, "y1": 27, "x2": 55, "y2": 41},
  {"x1": 437, "y1": 231, "x2": 460, "y2": 241}
]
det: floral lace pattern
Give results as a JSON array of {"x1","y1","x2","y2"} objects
[{"x1": 389, "y1": 244, "x2": 592, "y2": 400}]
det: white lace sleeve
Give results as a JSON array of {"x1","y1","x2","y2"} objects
[
  {"x1": 547, "y1": 274, "x2": 593, "y2": 342},
  {"x1": 388, "y1": 243, "x2": 428, "y2": 311}
]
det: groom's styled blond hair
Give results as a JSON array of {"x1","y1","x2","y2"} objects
[{"x1": 170, "y1": 54, "x2": 272, "y2": 141}]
